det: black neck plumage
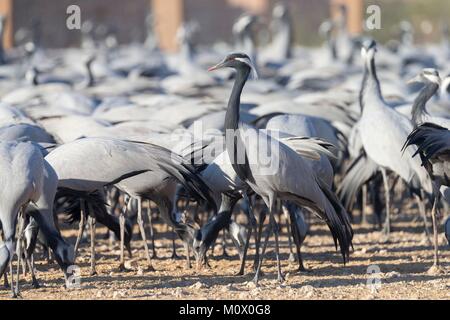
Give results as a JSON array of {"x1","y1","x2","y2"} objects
[{"x1": 224, "y1": 66, "x2": 254, "y2": 183}]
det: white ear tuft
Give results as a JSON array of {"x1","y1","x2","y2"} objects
[
  {"x1": 423, "y1": 73, "x2": 441, "y2": 85},
  {"x1": 235, "y1": 57, "x2": 258, "y2": 80}
]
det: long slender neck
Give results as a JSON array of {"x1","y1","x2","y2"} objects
[
  {"x1": 84, "y1": 62, "x2": 94, "y2": 87},
  {"x1": 411, "y1": 82, "x2": 439, "y2": 126},
  {"x1": 272, "y1": 19, "x2": 292, "y2": 59},
  {"x1": 0, "y1": 21, "x2": 4, "y2": 64},
  {"x1": 180, "y1": 40, "x2": 193, "y2": 63},
  {"x1": 224, "y1": 67, "x2": 250, "y2": 132},
  {"x1": 440, "y1": 77, "x2": 450, "y2": 99},
  {"x1": 327, "y1": 35, "x2": 338, "y2": 61},
  {"x1": 360, "y1": 53, "x2": 383, "y2": 112},
  {"x1": 359, "y1": 66, "x2": 368, "y2": 112}
]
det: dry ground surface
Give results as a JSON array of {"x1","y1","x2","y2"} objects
[{"x1": 1, "y1": 202, "x2": 449, "y2": 300}]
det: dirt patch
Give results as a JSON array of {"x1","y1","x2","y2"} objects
[{"x1": 1, "y1": 207, "x2": 449, "y2": 300}]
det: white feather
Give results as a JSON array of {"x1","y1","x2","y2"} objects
[{"x1": 235, "y1": 57, "x2": 258, "y2": 80}]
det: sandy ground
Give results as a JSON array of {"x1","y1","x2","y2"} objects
[{"x1": 1, "y1": 203, "x2": 449, "y2": 300}]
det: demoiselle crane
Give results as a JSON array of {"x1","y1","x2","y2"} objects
[
  {"x1": 45, "y1": 137, "x2": 216, "y2": 272},
  {"x1": 355, "y1": 40, "x2": 432, "y2": 238},
  {"x1": 403, "y1": 122, "x2": 450, "y2": 273},
  {"x1": 0, "y1": 141, "x2": 46, "y2": 297},
  {"x1": 208, "y1": 52, "x2": 353, "y2": 284}
]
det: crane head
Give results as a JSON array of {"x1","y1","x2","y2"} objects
[
  {"x1": 361, "y1": 39, "x2": 377, "y2": 56},
  {"x1": 407, "y1": 68, "x2": 441, "y2": 86},
  {"x1": 208, "y1": 52, "x2": 258, "y2": 80}
]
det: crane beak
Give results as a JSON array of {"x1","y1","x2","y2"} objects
[
  {"x1": 207, "y1": 63, "x2": 222, "y2": 72},
  {"x1": 208, "y1": 60, "x2": 226, "y2": 72},
  {"x1": 407, "y1": 75, "x2": 422, "y2": 85}
]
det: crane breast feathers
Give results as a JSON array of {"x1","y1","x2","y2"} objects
[{"x1": 281, "y1": 136, "x2": 337, "y2": 161}]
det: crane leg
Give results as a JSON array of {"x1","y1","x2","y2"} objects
[
  {"x1": 380, "y1": 168, "x2": 391, "y2": 240},
  {"x1": 282, "y1": 204, "x2": 296, "y2": 262},
  {"x1": 253, "y1": 209, "x2": 266, "y2": 271},
  {"x1": 428, "y1": 190, "x2": 444, "y2": 275},
  {"x1": 0, "y1": 216, "x2": 17, "y2": 297},
  {"x1": 137, "y1": 197, "x2": 155, "y2": 271},
  {"x1": 288, "y1": 210, "x2": 307, "y2": 272},
  {"x1": 237, "y1": 195, "x2": 256, "y2": 276},
  {"x1": 146, "y1": 201, "x2": 157, "y2": 259},
  {"x1": 270, "y1": 212, "x2": 285, "y2": 283},
  {"x1": 3, "y1": 272, "x2": 8, "y2": 288},
  {"x1": 170, "y1": 228, "x2": 179, "y2": 260},
  {"x1": 361, "y1": 184, "x2": 368, "y2": 224},
  {"x1": 220, "y1": 228, "x2": 229, "y2": 258},
  {"x1": 73, "y1": 200, "x2": 87, "y2": 260},
  {"x1": 252, "y1": 219, "x2": 272, "y2": 285},
  {"x1": 20, "y1": 243, "x2": 27, "y2": 277},
  {"x1": 236, "y1": 225, "x2": 252, "y2": 276},
  {"x1": 184, "y1": 242, "x2": 191, "y2": 269},
  {"x1": 26, "y1": 253, "x2": 39, "y2": 289},
  {"x1": 414, "y1": 192, "x2": 431, "y2": 242},
  {"x1": 89, "y1": 215, "x2": 97, "y2": 276},
  {"x1": 14, "y1": 210, "x2": 26, "y2": 298},
  {"x1": 118, "y1": 196, "x2": 130, "y2": 272},
  {"x1": 9, "y1": 258, "x2": 15, "y2": 298}
]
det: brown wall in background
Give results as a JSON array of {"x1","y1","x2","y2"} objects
[
  {"x1": 0, "y1": 0, "x2": 353, "y2": 50},
  {"x1": 6, "y1": 0, "x2": 150, "y2": 48},
  {"x1": 183, "y1": 0, "x2": 330, "y2": 47}
]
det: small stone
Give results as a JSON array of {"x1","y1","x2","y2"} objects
[
  {"x1": 137, "y1": 267, "x2": 144, "y2": 276},
  {"x1": 175, "y1": 288, "x2": 185, "y2": 297},
  {"x1": 250, "y1": 288, "x2": 261, "y2": 295},
  {"x1": 221, "y1": 284, "x2": 235, "y2": 292},
  {"x1": 190, "y1": 281, "x2": 206, "y2": 289},
  {"x1": 245, "y1": 281, "x2": 256, "y2": 288},
  {"x1": 384, "y1": 271, "x2": 401, "y2": 279},
  {"x1": 96, "y1": 290, "x2": 103, "y2": 298},
  {"x1": 299, "y1": 285, "x2": 315, "y2": 297},
  {"x1": 124, "y1": 259, "x2": 139, "y2": 271},
  {"x1": 238, "y1": 292, "x2": 247, "y2": 299}
]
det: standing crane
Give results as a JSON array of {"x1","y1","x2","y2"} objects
[
  {"x1": 404, "y1": 122, "x2": 450, "y2": 273},
  {"x1": 208, "y1": 52, "x2": 353, "y2": 284},
  {"x1": 0, "y1": 142, "x2": 44, "y2": 297},
  {"x1": 356, "y1": 40, "x2": 432, "y2": 238}
]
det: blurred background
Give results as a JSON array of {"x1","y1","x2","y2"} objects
[{"x1": 0, "y1": 0, "x2": 448, "y2": 51}]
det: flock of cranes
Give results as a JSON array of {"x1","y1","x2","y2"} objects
[{"x1": 0, "y1": 3, "x2": 449, "y2": 298}]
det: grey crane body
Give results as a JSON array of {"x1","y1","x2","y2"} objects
[
  {"x1": 265, "y1": 114, "x2": 335, "y2": 186},
  {"x1": 404, "y1": 122, "x2": 450, "y2": 271},
  {"x1": 209, "y1": 52, "x2": 352, "y2": 284},
  {"x1": 0, "y1": 123, "x2": 55, "y2": 144},
  {"x1": 359, "y1": 43, "x2": 431, "y2": 194},
  {"x1": 0, "y1": 141, "x2": 44, "y2": 296},
  {"x1": 45, "y1": 137, "x2": 216, "y2": 271},
  {"x1": 25, "y1": 160, "x2": 74, "y2": 281},
  {"x1": 357, "y1": 41, "x2": 433, "y2": 237}
]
